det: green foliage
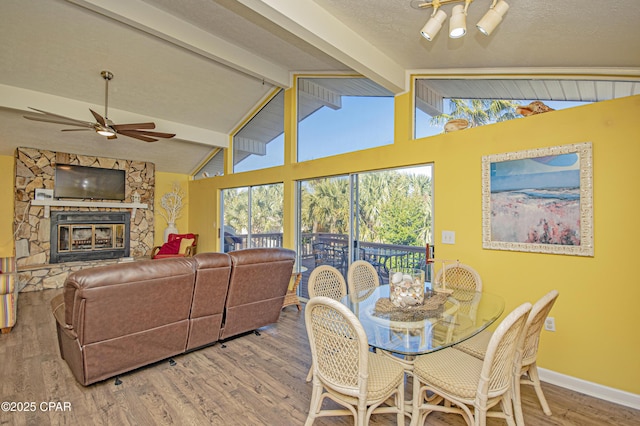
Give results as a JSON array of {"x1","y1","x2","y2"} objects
[
  {"x1": 430, "y1": 99, "x2": 521, "y2": 128},
  {"x1": 224, "y1": 170, "x2": 432, "y2": 247},
  {"x1": 300, "y1": 170, "x2": 432, "y2": 246},
  {"x1": 223, "y1": 184, "x2": 284, "y2": 234},
  {"x1": 379, "y1": 193, "x2": 425, "y2": 245}
]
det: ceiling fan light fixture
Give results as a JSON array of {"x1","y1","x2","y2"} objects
[
  {"x1": 97, "y1": 128, "x2": 116, "y2": 137},
  {"x1": 477, "y1": 0, "x2": 509, "y2": 36},
  {"x1": 420, "y1": 9, "x2": 447, "y2": 41},
  {"x1": 449, "y1": 4, "x2": 467, "y2": 38}
]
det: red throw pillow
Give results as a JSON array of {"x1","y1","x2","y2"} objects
[{"x1": 157, "y1": 238, "x2": 181, "y2": 255}]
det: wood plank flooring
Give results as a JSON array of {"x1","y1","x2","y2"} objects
[{"x1": 1, "y1": 289, "x2": 638, "y2": 426}]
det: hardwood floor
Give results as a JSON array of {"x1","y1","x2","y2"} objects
[{"x1": 1, "y1": 289, "x2": 638, "y2": 426}]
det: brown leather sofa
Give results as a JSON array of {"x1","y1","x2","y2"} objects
[{"x1": 51, "y1": 248, "x2": 295, "y2": 386}]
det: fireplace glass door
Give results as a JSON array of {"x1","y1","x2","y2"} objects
[{"x1": 58, "y1": 224, "x2": 126, "y2": 253}]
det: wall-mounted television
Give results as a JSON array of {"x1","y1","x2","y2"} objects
[{"x1": 54, "y1": 164, "x2": 126, "y2": 200}]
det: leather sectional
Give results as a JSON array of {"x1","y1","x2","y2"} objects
[{"x1": 50, "y1": 248, "x2": 296, "y2": 386}]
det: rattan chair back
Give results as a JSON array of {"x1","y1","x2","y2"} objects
[
  {"x1": 307, "y1": 265, "x2": 347, "y2": 301},
  {"x1": 306, "y1": 297, "x2": 367, "y2": 392},
  {"x1": 481, "y1": 302, "x2": 532, "y2": 397},
  {"x1": 521, "y1": 289, "x2": 559, "y2": 367},
  {"x1": 347, "y1": 260, "x2": 379, "y2": 299},
  {"x1": 434, "y1": 262, "x2": 482, "y2": 292}
]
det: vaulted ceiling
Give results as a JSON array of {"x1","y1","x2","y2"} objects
[{"x1": 1, "y1": 0, "x2": 639, "y2": 173}]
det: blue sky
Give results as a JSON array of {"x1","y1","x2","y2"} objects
[{"x1": 234, "y1": 97, "x2": 590, "y2": 172}]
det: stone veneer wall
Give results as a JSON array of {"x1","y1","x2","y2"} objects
[{"x1": 14, "y1": 147, "x2": 155, "y2": 292}]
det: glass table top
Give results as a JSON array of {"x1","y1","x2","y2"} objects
[{"x1": 340, "y1": 284, "x2": 505, "y2": 356}]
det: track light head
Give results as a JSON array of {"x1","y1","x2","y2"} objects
[
  {"x1": 420, "y1": 9, "x2": 447, "y2": 41},
  {"x1": 477, "y1": 0, "x2": 509, "y2": 36},
  {"x1": 449, "y1": 4, "x2": 467, "y2": 38}
]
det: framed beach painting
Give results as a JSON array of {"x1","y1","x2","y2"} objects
[{"x1": 482, "y1": 142, "x2": 593, "y2": 256}]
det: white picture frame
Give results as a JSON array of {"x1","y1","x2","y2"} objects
[{"x1": 481, "y1": 142, "x2": 594, "y2": 257}]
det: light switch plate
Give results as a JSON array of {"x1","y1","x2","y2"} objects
[{"x1": 442, "y1": 230, "x2": 456, "y2": 244}]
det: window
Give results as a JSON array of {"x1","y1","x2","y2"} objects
[
  {"x1": 297, "y1": 77, "x2": 394, "y2": 162},
  {"x1": 193, "y1": 148, "x2": 224, "y2": 179},
  {"x1": 221, "y1": 183, "x2": 284, "y2": 252},
  {"x1": 233, "y1": 90, "x2": 284, "y2": 173},
  {"x1": 414, "y1": 78, "x2": 597, "y2": 139}
]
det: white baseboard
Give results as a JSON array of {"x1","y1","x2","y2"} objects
[{"x1": 538, "y1": 368, "x2": 640, "y2": 410}]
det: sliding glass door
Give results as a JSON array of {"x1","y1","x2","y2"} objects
[
  {"x1": 221, "y1": 183, "x2": 284, "y2": 252},
  {"x1": 297, "y1": 165, "x2": 433, "y2": 299}
]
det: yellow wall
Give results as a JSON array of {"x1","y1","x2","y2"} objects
[
  {"x1": 0, "y1": 155, "x2": 15, "y2": 257},
  {"x1": 154, "y1": 172, "x2": 190, "y2": 247},
  {"x1": 189, "y1": 93, "x2": 640, "y2": 394}
]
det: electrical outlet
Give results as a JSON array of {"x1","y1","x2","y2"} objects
[
  {"x1": 544, "y1": 317, "x2": 556, "y2": 332},
  {"x1": 442, "y1": 230, "x2": 456, "y2": 244}
]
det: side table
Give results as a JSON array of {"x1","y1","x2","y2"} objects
[{"x1": 282, "y1": 266, "x2": 307, "y2": 311}]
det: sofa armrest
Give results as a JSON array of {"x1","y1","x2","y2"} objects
[{"x1": 50, "y1": 293, "x2": 76, "y2": 338}]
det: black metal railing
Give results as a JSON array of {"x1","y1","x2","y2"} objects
[{"x1": 223, "y1": 232, "x2": 434, "y2": 300}]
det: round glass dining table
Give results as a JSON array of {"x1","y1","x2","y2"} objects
[{"x1": 340, "y1": 284, "x2": 505, "y2": 357}]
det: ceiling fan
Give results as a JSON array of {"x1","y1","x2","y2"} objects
[{"x1": 23, "y1": 70, "x2": 176, "y2": 142}]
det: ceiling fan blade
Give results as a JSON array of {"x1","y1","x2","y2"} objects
[
  {"x1": 89, "y1": 109, "x2": 106, "y2": 127},
  {"x1": 25, "y1": 107, "x2": 94, "y2": 126},
  {"x1": 23, "y1": 115, "x2": 94, "y2": 128},
  {"x1": 130, "y1": 130, "x2": 176, "y2": 139},
  {"x1": 112, "y1": 122, "x2": 156, "y2": 131},
  {"x1": 116, "y1": 130, "x2": 158, "y2": 142}
]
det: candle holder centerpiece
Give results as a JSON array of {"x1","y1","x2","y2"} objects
[
  {"x1": 433, "y1": 258, "x2": 459, "y2": 295},
  {"x1": 389, "y1": 268, "x2": 425, "y2": 308}
]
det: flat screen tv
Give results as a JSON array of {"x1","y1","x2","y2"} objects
[{"x1": 54, "y1": 165, "x2": 126, "y2": 200}]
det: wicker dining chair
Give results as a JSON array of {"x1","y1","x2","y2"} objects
[
  {"x1": 305, "y1": 265, "x2": 348, "y2": 382},
  {"x1": 347, "y1": 260, "x2": 380, "y2": 299},
  {"x1": 434, "y1": 262, "x2": 482, "y2": 292},
  {"x1": 305, "y1": 297, "x2": 405, "y2": 426},
  {"x1": 410, "y1": 302, "x2": 532, "y2": 426},
  {"x1": 454, "y1": 289, "x2": 559, "y2": 425},
  {"x1": 434, "y1": 262, "x2": 483, "y2": 342}
]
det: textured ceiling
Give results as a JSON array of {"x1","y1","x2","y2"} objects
[{"x1": 0, "y1": 0, "x2": 638, "y2": 173}]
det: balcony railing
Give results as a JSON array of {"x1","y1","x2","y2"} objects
[{"x1": 224, "y1": 232, "x2": 434, "y2": 300}]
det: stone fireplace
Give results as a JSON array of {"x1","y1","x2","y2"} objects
[
  {"x1": 14, "y1": 147, "x2": 155, "y2": 292},
  {"x1": 50, "y1": 211, "x2": 131, "y2": 263}
]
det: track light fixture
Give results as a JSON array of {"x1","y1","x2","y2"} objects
[{"x1": 415, "y1": 0, "x2": 508, "y2": 41}]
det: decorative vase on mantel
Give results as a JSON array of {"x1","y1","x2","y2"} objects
[{"x1": 164, "y1": 222, "x2": 178, "y2": 242}]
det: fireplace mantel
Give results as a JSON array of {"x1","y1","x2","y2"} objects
[{"x1": 31, "y1": 200, "x2": 148, "y2": 219}]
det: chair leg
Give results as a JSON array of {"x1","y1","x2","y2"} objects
[
  {"x1": 305, "y1": 366, "x2": 313, "y2": 382},
  {"x1": 357, "y1": 401, "x2": 367, "y2": 426},
  {"x1": 512, "y1": 371, "x2": 526, "y2": 426},
  {"x1": 527, "y1": 363, "x2": 552, "y2": 416},
  {"x1": 305, "y1": 381, "x2": 322, "y2": 426},
  {"x1": 1, "y1": 327, "x2": 12, "y2": 334},
  {"x1": 396, "y1": 383, "x2": 405, "y2": 426},
  {"x1": 502, "y1": 391, "x2": 516, "y2": 426}
]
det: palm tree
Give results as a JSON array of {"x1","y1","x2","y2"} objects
[
  {"x1": 302, "y1": 178, "x2": 349, "y2": 234},
  {"x1": 431, "y1": 99, "x2": 521, "y2": 129},
  {"x1": 251, "y1": 184, "x2": 283, "y2": 233}
]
